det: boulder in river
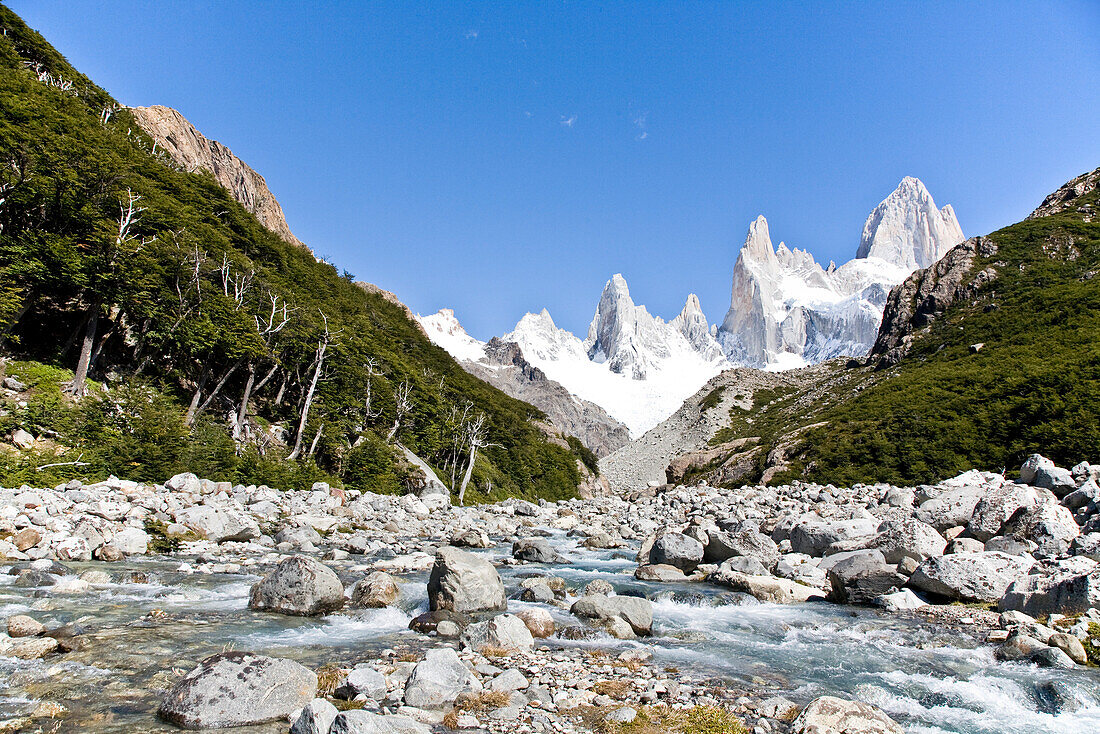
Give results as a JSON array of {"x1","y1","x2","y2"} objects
[
  {"x1": 908, "y1": 551, "x2": 1033, "y2": 603},
  {"x1": 248, "y1": 555, "x2": 346, "y2": 616},
  {"x1": 710, "y1": 563, "x2": 824, "y2": 603},
  {"x1": 791, "y1": 695, "x2": 903, "y2": 733},
  {"x1": 427, "y1": 546, "x2": 506, "y2": 614},
  {"x1": 158, "y1": 651, "x2": 317, "y2": 729},
  {"x1": 512, "y1": 537, "x2": 568, "y2": 564},
  {"x1": 570, "y1": 594, "x2": 653, "y2": 637},
  {"x1": 648, "y1": 531, "x2": 704, "y2": 571},
  {"x1": 703, "y1": 523, "x2": 779, "y2": 570},
  {"x1": 352, "y1": 571, "x2": 400, "y2": 608},
  {"x1": 174, "y1": 505, "x2": 260, "y2": 543}
]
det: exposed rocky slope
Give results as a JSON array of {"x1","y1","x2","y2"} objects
[
  {"x1": 129, "y1": 105, "x2": 306, "y2": 250},
  {"x1": 417, "y1": 311, "x2": 629, "y2": 457},
  {"x1": 1027, "y1": 167, "x2": 1100, "y2": 221}
]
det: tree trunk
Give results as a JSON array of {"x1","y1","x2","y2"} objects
[
  {"x1": 184, "y1": 369, "x2": 209, "y2": 425},
  {"x1": 458, "y1": 446, "x2": 477, "y2": 507},
  {"x1": 307, "y1": 423, "x2": 324, "y2": 458},
  {"x1": 68, "y1": 308, "x2": 99, "y2": 396},
  {"x1": 234, "y1": 362, "x2": 257, "y2": 442},
  {"x1": 288, "y1": 346, "x2": 325, "y2": 461},
  {"x1": 190, "y1": 357, "x2": 244, "y2": 424}
]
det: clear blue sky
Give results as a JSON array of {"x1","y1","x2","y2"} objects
[{"x1": 11, "y1": 1, "x2": 1100, "y2": 339}]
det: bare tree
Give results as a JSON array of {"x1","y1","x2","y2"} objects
[
  {"x1": 457, "y1": 412, "x2": 499, "y2": 506},
  {"x1": 232, "y1": 292, "x2": 293, "y2": 444},
  {"x1": 385, "y1": 379, "x2": 413, "y2": 442},
  {"x1": 69, "y1": 189, "x2": 145, "y2": 397},
  {"x1": 287, "y1": 310, "x2": 339, "y2": 461}
]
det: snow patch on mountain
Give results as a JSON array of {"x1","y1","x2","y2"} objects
[
  {"x1": 505, "y1": 278, "x2": 727, "y2": 437},
  {"x1": 417, "y1": 308, "x2": 487, "y2": 363}
]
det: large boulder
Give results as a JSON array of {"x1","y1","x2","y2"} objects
[
  {"x1": 915, "y1": 484, "x2": 986, "y2": 532},
  {"x1": 427, "y1": 546, "x2": 507, "y2": 614},
  {"x1": 999, "y1": 557, "x2": 1100, "y2": 617},
  {"x1": 158, "y1": 652, "x2": 316, "y2": 729},
  {"x1": 330, "y1": 710, "x2": 431, "y2": 734},
  {"x1": 704, "y1": 523, "x2": 780, "y2": 571},
  {"x1": 967, "y1": 483, "x2": 1037, "y2": 541},
  {"x1": 1020, "y1": 455, "x2": 1077, "y2": 496},
  {"x1": 790, "y1": 518, "x2": 877, "y2": 557},
  {"x1": 112, "y1": 527, "x2": 150, "y2": 555},
  {"x1": 352, "y1": 571, "x2": 400, "y2": 608},
  {"x1": 174, "y1": 505, "x2": 260, "y2": 543},
  {"x1": 403, "y1": 647, "x2": 481, "y2": 709},
  {"x1": 1003, "y1": 503, "x2": 1079, "y2": 557},
  {"x1": 462, "y1": 613, "x2": 535, "y2": 652},
  {"x1": 512, "y1": 538, "x2": 568, "y2": 564},
  {"x1": 649, "y1": 531, "x2": 703, "y2": 571},
  {"x1": 908, "y1": 552, "x2": 1033, "y2": 603},
  {"x1": 570, "y1": 594, "x2": 653, "y2": 637},
  {"x1": 868, "y1": 518, "x2": 946, "y2": 564},
  {"x1": 710, "y1": 563, "x2": 824, "y2": 603},
  {"x1": 290, "y1": 699, "x2": 339, "y2": 734},
  {"x1": 792, "y1": 696, "x2": 903, "y2": 734},
  {"x1": 248, "y1": 556, "x2": 346, "y2": 616},
  {"x1": 827, "y1": 550, "x2": 907, "y2": 605}
]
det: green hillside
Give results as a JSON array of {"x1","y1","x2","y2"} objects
[
  {"x1": 711, "y1": 168, "x2": 1100, "y2": 487},
  {"x1": 0, "y1": 6, "x2": 585, "y2": 499}
]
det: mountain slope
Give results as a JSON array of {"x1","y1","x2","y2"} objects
[
  {"x1": 416, "y1": 309, "x2": 630, "y2": 456},
  {"x1": 0, "y1": 6, "x2": 588, "y2": 500},
  {"x1": 678, "y1": 166, "x2": 1100, "y2": 488}
]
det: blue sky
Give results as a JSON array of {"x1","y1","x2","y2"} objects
[{"x1": 11, "y1": 1, "x2": 1100, "y2": 339}]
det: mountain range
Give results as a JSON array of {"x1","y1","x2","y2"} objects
[{"x1": 421, "y1": 176, "x2": 965, "y2": 436}]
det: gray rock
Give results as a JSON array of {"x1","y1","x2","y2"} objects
[
  {"x1": 790, "y1": 518, "x2": 877, "y2": 557},
  {"x1": 427, "y1": 546, "x2": 507, "y2": 614},
  {"x1": 1031, "y1": 646, "x2": 1076, "y2": 668},
  {"x1": 336, "y1": 668, "x2": 388, "y2": 700},
  {"x1": 570, "y1": 594, "x2": 653, "y2": 636},
  {"x1": 489, "y1": 669, "x2": 530, "y2": 692},
  {"x1": 827, "y1": 550, "x2": 907, "y2": 605},
  {"x1": 1049, "y1": 632, "x2": 1088, "y2": 664},
  {"x1": 1070, "y1": 533, "x2": 1100, "y2": 560},
  {"x1": 984, "y1": 536, "x2": 1036, "y2": 556},
  {"x1": 634, "y1": 563, "x2": 689, "y2": 581},
  {"x1": 649, "y1": 531, "x2": 704, "y2": 571},
  {"x1": 512, "y1": 538, "x2": 568, "y2": 564},
  {"x1": 403, "y1": 647, "x2": 481, "y2": 709},
  {"x1": 330, "y1": 710, "x2": 431, "y2": 734},
  {"x1": 709, "y1": 564, "x2": 824, "y2": 604},
  {"x1": 290, "y1": 698, "x2": 339, "y2": 734},
  {"x1": 1003, "y1": 503, "x2": 1079, "y2": 557},
  {"x1": 909, "y1": 551, "x2": 1033, "y2": 602},
  {"x1": 158, "y1": 652, "x2": 317, "y2": 729},
  {"x1": 869, "y1": 517, "x2": 946, "y2": 563},
  {"x1": 276, "y1": 525, "x2": 323, "y2": 548},
  {"x1": 999, "y1": 558, "x2": 1100, "y2": 616},
  {"x1": 174, "y1": 505, "x2": 260, "y2": 543},
  {"x1": 462, "y1": 613, "x2": 535, "y2": 652},
  {"x1": 1064, "y1": 479, "x2": 1100, "y2": 511},
  {"x1": 995, "y1": 634, "x2": 1047, "y2": 661},
  {"x1": 915, "y1": 484, "x2": 985, "y2": 532},
  {"x1": 703, "y1": 524, "x2": 779, "y2": 570},
  {"x1": 1020, "y1": 454, "x2": 1055, "y2": 484},
  {"x1": 352, "y1": 571, "x2": 400, "y2": 608},
  {"x1": 248, "y1": 555, "x2": 346, "y2": 616},
  {"x1": 791, "y1": 695, "x2": 902, "y2": 734},
  {"x1": 967, "y1": 483, "x2": 1036, "y2": 541}
]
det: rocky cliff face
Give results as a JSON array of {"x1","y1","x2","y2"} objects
[
  {"x1": 1027, "y1": 168, "x2": 1100, "y2": 221},
  {"x1": 129, "y1": 105, "x2": 306, "y2": 250},
  {"x1": 857, "y1": 176, "x2": 964, "y2": 270},
  {"x1": 870, "y1": 236, "x2": 1000, "y2": 367}
]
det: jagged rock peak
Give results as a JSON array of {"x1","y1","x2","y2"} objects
[
  {"x1": 857, "y1": 176, "x2": 964, "y2": 270},
  {"x1": 416, "y1": 309, "x2": 486, "y2": 363},
  {"x1": 129, "y1": 105, "x2": 306, "y2": 250}
]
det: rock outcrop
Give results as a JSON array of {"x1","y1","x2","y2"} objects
[
  {"x1": 870, "y1": 235, "x2": 999, "y2": 366},
  {"x1": 129, "y1": 105, "x2": 306, "y2": 249}
]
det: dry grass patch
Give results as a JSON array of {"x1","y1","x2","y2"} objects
[
  {"x1": 442, "y1": 691, "x2": 514, "y2": 728},
  {"x1": 315, "y1": 664, "x2": 345, "y2": 697},
  {"x1": 592, "y1": 680, "x2": 632, "y2": 699},
  {"x1": 600, "y1": 705, "x2": 747, "y2": 734},
  {"x1": 477, "y1": 644, "x2": 515, "y2": 659}
]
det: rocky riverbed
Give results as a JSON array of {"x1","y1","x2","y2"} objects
[{"x1": 3, "y1": 455, "x2": 1100, "y2": 733}]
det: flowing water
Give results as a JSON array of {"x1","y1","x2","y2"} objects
[{"x1": 2, "y1": 532, "x2": 1099, "y2": 733}]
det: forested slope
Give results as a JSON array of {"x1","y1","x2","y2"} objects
[{"x1": 0, "y1": 6, "x2": 585, "y2": 500}]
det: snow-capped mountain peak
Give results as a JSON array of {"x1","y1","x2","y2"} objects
[
  {"x1": 416, "y1": 308, "x2": 487, "y2": 363},
  {"x1": 857, "y1": 176, "x2": 964, "y2": 270}
]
